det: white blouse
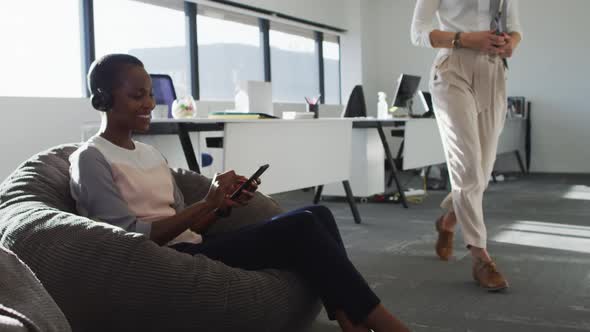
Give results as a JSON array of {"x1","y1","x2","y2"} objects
[{"x1": 411, "y1": 0, "x2": 523, "y2": 48}]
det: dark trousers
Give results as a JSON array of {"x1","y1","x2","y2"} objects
[{"x1": 170, "y1": 205, "x2": 380, "y2": 324}]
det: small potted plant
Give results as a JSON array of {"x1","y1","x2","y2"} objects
[{"x1": 172, "y1": 96, "x2": 197, "y2": 119}]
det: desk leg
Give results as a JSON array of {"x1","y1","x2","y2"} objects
[
  {"x1": 313, "y1": 185, "x2": 324, "y2": 204},
  {"x1": 178, "y1": 123, "x2": 201, "y2": 174},
  {"x1": 387, "y1": 139, "x2": 405, "y2": 187},
  {"x1": 342, "y1": 181, "x2": 362, "y2": 224},
  {"x1": 515, "y1": 151, "x2": 526, "y2": 175},
  {"x1": 377, "y1": 124, "x2": 408, "y2": 208}
]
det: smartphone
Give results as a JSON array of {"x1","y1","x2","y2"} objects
[{"x1": 230, "y1": 164, "x2": 269, "y2": 200}]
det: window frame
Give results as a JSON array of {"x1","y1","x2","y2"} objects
[
  {"x1": 322, "y1": 33, "x2": 342, "y2": 105},
  {"x1": 88, "y1": 0, "x2": 190, "y2": 99},
  {"x1": 268, "y1": 21, "x2": 321, "y2": 103},
  {"x1": 81, "y1": 0, "x2": 342, "y2": 104},
  {"x1": 196, "y1": 6, "x2": 264, "y2": 101}
]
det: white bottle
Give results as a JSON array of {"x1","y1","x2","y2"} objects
[
  {"x1": 234, "y1": 89, "x2": 250, "y2": 113},
  {"x1": 377, "y1": 92, "x2": 388, "y2": 119}
]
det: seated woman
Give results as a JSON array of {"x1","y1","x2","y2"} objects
[{"x1": 69, "y1": 53, "x2": 409, "y2": 332}]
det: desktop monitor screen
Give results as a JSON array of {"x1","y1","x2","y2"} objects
[
  {"x1": 391, "y1": 74, "x2": 421, "y2": 108},
  {"x1": 419, "y1": 91, "x2": 433, "y2": 112}
]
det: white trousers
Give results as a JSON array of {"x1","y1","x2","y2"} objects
[{"x1": 429, "y1": 48, "x2": 507, "y2": 249}]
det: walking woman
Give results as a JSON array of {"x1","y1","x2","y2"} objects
[{"x1": 411, "y1": 0, "x2": 522, "y2": 291}]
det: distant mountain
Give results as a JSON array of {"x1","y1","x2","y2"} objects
[{"x1": 131, "y1": 44, "x2": 339, "y2": 102}]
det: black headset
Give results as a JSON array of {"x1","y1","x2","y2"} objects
[
  {"x1": 90, "y1": 87, "x2": 113, "y2": 112},
  {"x1": 89, "y1": 54, "x2": 143, "y2": 112}
]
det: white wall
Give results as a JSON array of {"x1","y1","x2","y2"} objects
[
  {"x1": 0, "y1": 97, "x2": 99, "y2": 179},
  {"x1": 339, "y1": 0, "x2": 364, "y2": 104},
  {"x1": 508, "y1": 0, "x2": 590, "y2": 173},
  {"x1": 229, "y1": 0, "x2": 351, "y2": 30},
  {"x1": 361, "y1": 0, "x2": 590, "y2": 173},
  {"x1": 360, "y1": 0, "x2": 378, "y2": 113}
]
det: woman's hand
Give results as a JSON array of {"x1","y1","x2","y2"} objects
[
  {"x1": 153, "y1": 171, "x2": 243, "y2": 243},
  {"x1": 204, "y1": 171, "x2": 241, "y2": 210},
  {"x1": 462, "y1": 30, "x2": 507, "y2": 55},
  {"x1": 497, "y1": 33, "x2": 517, "y2": 58},
  {"x1": 231, "y1": 177, "x2": 261, "y2": 205}
]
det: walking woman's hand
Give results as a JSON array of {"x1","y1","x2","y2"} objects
[
  {"x1": 497, "y1": 33, "x2": 515, "y2": 58},
  {"x1": 462, "y1": 30, "x2": 506, "y2": 55}
]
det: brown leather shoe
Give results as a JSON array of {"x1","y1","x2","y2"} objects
[
  {"x1": 472, "y1": 259, "x2": 509, "y2": 291},
  {"x1": 435, "y1": 216, "x2": 453, "y2": 261}
]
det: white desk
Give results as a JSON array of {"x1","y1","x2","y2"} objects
[
  {"x1": 137, "y1": 118, "x2": 362, "y2": 223},
  {"x1": 323, "y1": 117, "x2": 527, "y2": 201},
  {"x1": 323, "y1": 118, "x2": 410, "y2": 206},
  {"x1": 220, "y1": 119, "x2": 352, "y2": 194},
  {"x1": 403, "y1": 117, "x2": 527, "y2": 170},
  {"x1": 139, "y1": 119, "x2": 354, "y2": 194}
]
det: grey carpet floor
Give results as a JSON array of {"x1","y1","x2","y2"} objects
[{"x1": 271, "y1": 173, "x2": 590, "y2": 332}]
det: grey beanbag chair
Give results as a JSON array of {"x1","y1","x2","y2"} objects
[
  {"x1": 0, "y1": 245, "x2": 71, "y2": 332},
  {"x1": 0, "y1": 144, "x2": 320, "y2": 332}
]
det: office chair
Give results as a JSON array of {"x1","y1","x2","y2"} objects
[
  {"x1": 150, "y1": 74, "x2": 213, "y2": 169},
  {"x1": 150, "y1": 74, "x2": 177, "y2": 118},
  {"x1": 343, "y1": 85, "x2": 367, "y2": 118}
]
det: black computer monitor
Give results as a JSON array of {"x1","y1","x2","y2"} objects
[
  {"x1": 418, "y1": 91, "x2": 435, "y2": 118},
  {"x1": 418, "y1": 91, "x2": 432, "y2": 112},
  {"x1": 391, "y1": 74, "x2": 421, "y2": 116}
]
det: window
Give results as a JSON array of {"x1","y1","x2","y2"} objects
[
  {"x1": 94, "y1": 0, "x2": 189, "y2": 98},
  {"x1": 197, "y1": 9, "x2": 263, "y2": 101},
  {"x1": 0, "y1": 0, "x2": 82, "y2": 97},
  {"x1": 323, "y1": 35, "x2": 341, "y2": 105},
  {"x1": 270, "y1": 24, "x2": 319, "y2": 103}
]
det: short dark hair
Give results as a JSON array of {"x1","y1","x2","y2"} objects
[{"x1": 87, "y1": 54, "x2": 144, "y2": 94}]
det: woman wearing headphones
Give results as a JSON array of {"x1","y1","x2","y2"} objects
[
  {"x1": 411, "y1": 0, "x2": 522, "y2": 291},
  {"x1": 68, "y1": 54, "x2": 409, "y2": 332}
]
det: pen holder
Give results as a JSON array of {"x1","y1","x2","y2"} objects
[{"x1": 306, "y1": 103, "x2": 319, "y2": 119}]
